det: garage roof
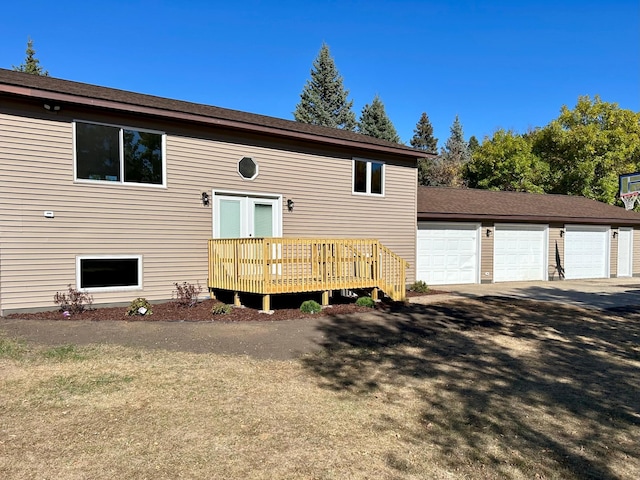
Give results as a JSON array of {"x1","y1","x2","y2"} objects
[{"x1": 418, "y1": 187, "x2": 640, "y2": 226}]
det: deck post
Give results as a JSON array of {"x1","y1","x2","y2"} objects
[
  {"x1": 233, "y1": 292, "x2": 241, "y2": 307},
  {"x1": 321, "y1": 290, "x2": 330, "y2": 306},
  {"x1": 262, "y1": 294, "x2": 271, "y2": 312},
  {"x1": 209, "y1": 288, "x2": 217, "y2": 300},
  {"x1": 371, "y1": 287, "x2": 379, "y2": 301}
]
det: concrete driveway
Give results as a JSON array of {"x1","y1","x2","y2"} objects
[{"x1": 410, "y1": 277, "x2": 640, "y2": 311}]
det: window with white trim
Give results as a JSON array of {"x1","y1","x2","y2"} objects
[
  {"x1": 77, "y1": 256, "x2": 142, "y2": 291},
  {"x1": 353, "y1": 159, "x2": 384, "y2": 195},
  {"x1": 74, "y1": 121, "x2": 165, "y2": 186}
]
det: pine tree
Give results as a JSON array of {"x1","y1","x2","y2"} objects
[
  {"x1": 13, "y1": 37, "x2": 49, "y2": 76},
  {"x1": 468, "y1": 135, "x2": 480, "y2": 153},
  {"x1": 423, "y1": 115, "x2": 470, "y2": 187},
  {"x1": 293, "y1": 43, "x2": 356, "y2": 130},
  {"x1": 410, "y1": 112, "x2": 438, "y2": 154},
  {"x1": 357, "y1": 95, "x2": 401, "y2": 143}
]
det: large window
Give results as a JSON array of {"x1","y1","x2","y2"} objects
[
  {"x1": 353, "y1": 159, "x2": 384, "y2": 195},
  {"x1": 77, "y1": 256, "x2": 142, "y2": 291},
  {"x1": 75, "y1": 121, "x2": 165, "y2": 186}
]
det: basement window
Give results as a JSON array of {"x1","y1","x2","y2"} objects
[{"x1": 77, "y1": 256, "x2": 142, "y2": 291}]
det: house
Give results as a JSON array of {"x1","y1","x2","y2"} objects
[
  {"x1": 417, "y1": 186, "x2": 640, "y2": 285},
  {"x1": 0, "y1": 69, "x2": 422, "y2": 314}
]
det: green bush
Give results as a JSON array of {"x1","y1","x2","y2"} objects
[
  {"x1": 127, "y1": 297, "x2": 152, "y2": 316},
  {"x1": 355, "y1": 296, "x2": 376, "y2": 308},
  {"x1": 211, "y1": 303, "x2": 232, "y2": 315},
  {"x1": 409, "y1": 280, "x2": 430, "y2": 293},
  {"x1": 300, "y1": 300, "x2": 322, "y2": 314}
]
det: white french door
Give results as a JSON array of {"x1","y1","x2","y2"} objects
[{"x1": 214, "y1": 192, "x2": 282, "y2": 239}]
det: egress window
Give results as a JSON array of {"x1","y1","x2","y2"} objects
[
  {"x1": 77, "y1": 256, "x2": 142, "y2": 291},
  {"x1": 75, "y1": 121, "x2": 165, "y2": 186},
  {"x1": 353, "y1": 159, "x2": 384, "y2": 195}
]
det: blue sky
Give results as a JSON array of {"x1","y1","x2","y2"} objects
[{"x1": 1, "y1": 0, "x2": 638, "y2": 148}]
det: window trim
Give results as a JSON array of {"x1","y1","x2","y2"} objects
[
  {"x1": 237, "y1": 156, "x2": 259, "y2": 180},
  {"x1": 352, "y1": 158, "x2": 385, "y2": 196},
  {"x1": 73, "y1": 120, "x2": 167, "y2": 188},
  {"x1": 76, "y1": 255, "x2": 143, "y2": 292}
]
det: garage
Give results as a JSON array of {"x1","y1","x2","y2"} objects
[
  {"x1": 494, "y1": 224, "x2": 548, "y2": 282},
  {"x1": 564, "y1": 225, "x2": 610, "y2": 279},
  {"x1": 417, "y1": 222, "x2": 480, "y2": 285}
]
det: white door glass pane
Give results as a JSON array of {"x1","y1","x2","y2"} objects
[
  {"x1": 254, "y1": 203, "x2": 273, "y2": 237},
  {"x1": 219, "y1": 199, "x2": 241, "y2": 238}
]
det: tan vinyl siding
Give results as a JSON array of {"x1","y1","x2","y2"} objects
[
  {"x1": 548, "y1": 224, "x2": 564, "y2": 280},
  {"x1": 480, "y1": 223, "x2": 494, "y2": 282},
  {"x1": 0, "y1": 111, "x2": 417, "y2": 312},
  {"x1": 169, "y1": 135, "x2": 417, "y2": 281},
  {"x1": 610, "y1": 228, "x2": 619, "y2": 277}
]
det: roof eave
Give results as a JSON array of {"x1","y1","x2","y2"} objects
[
  {"x1": 417, "y1": 212, "x2": 640, "y2": 225},
  {"x1": 0, "y1": 84, "x2": 422, "y2": 160}
]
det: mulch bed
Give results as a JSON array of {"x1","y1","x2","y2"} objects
[{"x1": 6, "y1": 289, "x2": 447, "y2": 323}]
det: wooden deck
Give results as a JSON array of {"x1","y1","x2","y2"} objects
[{"x1": 208, "y1": 238, "x2": 408, "y2": 311}]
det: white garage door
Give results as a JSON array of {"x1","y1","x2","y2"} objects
[
  {"x1": 564, "y1": 225, "x2": 610, "y2": 279},
  {"x1": 494, "y1": 224, "x2": 548, "y2": 282},
  {"x1": 417, "y1": 223, "x2": 480, "y2": 285}
]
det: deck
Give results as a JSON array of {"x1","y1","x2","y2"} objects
[{"x1": 207, "y1": 238, "x2": 408, "y2": 311}]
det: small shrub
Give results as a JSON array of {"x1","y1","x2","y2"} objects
[
  {"x1": 355, "y1": 296, "x2": 376, "y2": 308},
  {"x1": 409, "y1": 280, "x2": 430, "y2": 294},
  {"x1": 53, "y1": 285, "x2": 94, "y2": 314},
  {"x1": 300, "y1": 300, "x2": 322, "y2": 314},
  {"x1": 127, "y1": 297, "x2": 152, "y2": 316},
  {"x1": 173, "y1": 281, "x2": 202, "y2": 308},
  {"x1": 211, "y1": 303, "x2": 232, "y2": 315}
]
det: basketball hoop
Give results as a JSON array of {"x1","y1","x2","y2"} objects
[{"x1": 621, "y1": 192, "x2": 639, "y2": 210}]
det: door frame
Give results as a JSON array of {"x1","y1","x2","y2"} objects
[
  {"x1": 617, "y1": 227, "x2": 633, "y2": 277},
  {"x1": 212, "y1": 189, "x2": 283, "y2": 239}
]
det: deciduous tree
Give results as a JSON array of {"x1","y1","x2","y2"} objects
[
  {"x1": 13, "y1": 37, "x2": 48, "y2": 76},
  {"x1": 293, "y1": 43, "x2": 356, "y2": 131},
  {"x1": 464, "y1": 129, "x2": 547, "y2": 192},
  {"x1": 535, "y1": 95, "x2": 640, "y2": 204},
  {"x1": 357, "y1": 95, "x2": 401, "y2": 143}
]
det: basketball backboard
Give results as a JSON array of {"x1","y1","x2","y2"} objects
[{"x1": 619, "y1": 172, "x2": 640, "y2": 210}]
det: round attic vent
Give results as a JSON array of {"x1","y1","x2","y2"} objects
[{"x1": 238, "y1": 156, "x2": 258, "y2": 180}]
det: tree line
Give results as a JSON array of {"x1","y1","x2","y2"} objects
[
  {"x1": 293, "y1": 44, "x2": 640, "y2": 206},
  {"x1": 13, "y1": 40, "x2": 640, "y2": 206}
]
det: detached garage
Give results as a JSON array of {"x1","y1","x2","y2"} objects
[{"x1": 417, "y1": 187, "x2": 640, "y2": 285}]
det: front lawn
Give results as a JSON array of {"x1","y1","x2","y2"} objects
[{"x1": 1, "y1": 297, "x2": 639, "y2": 479}]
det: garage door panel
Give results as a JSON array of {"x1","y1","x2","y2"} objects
[
  {"x1": 564, "y1": 226, "x2": 609, "y2": 279},
  {"x1": 494, "y1": 225, "x2": 547, "y2": 282},
  {"x1": 417, "y1": 223, "x2": 479, "y2": 285}
]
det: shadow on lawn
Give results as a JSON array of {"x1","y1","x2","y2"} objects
[{"x1": 303, "y1": 297, "x2": 640, "y2": 479}]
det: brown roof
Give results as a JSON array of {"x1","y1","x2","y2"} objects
[
  {"x1": 418, "y1": 187, "x2": 640, "y2": 225},
  {"x1": 0, "y1": 68, "x2": 424, "y2": 160}
]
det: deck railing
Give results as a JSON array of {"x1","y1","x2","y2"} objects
[{"x1": 208, "y1": 238, "x2": 408, "y2": 309}]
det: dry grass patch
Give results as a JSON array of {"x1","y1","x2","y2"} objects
[{"x1": 1, "y1": 296, "x2": 640, "y2": 479}]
